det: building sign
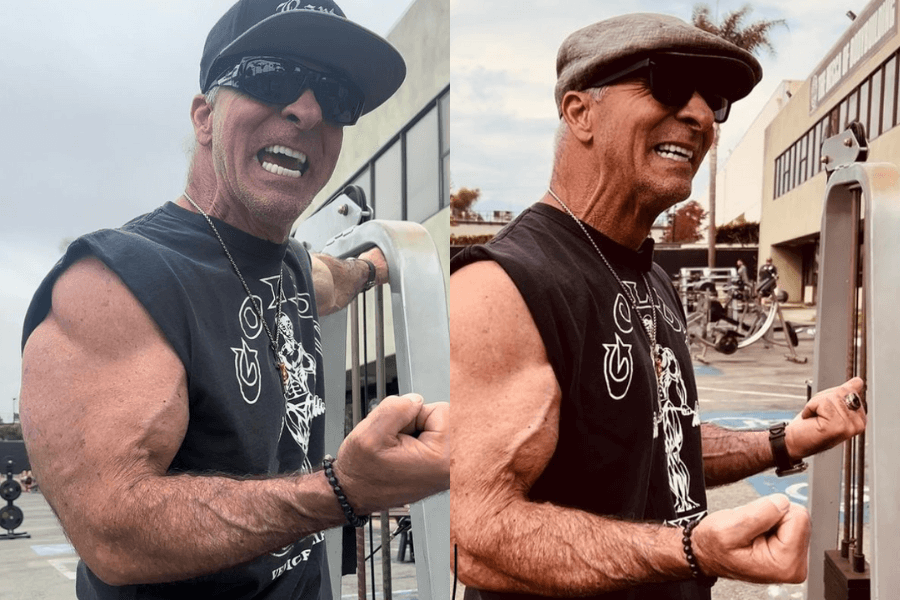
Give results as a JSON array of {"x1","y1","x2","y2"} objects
[{"x1": 810, "y1": 0, "x2": 898, "y2": 114}]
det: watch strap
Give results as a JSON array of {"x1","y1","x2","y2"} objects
[{"x1": 768, "y1": 422, "x2": 807, "y2": 476}]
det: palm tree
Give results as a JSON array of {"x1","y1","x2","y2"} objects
[{"x1": 691, "y1": 4, "x2": 786, "y2": 268}]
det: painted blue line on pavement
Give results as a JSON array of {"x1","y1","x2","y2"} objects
[
  {"x1": 31, "y1": 543, "x2": 76, "y2": 557},
  {"x1": 693, "y1": 364, "x2": 723, "y2": 376}
]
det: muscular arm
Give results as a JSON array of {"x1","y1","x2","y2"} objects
[
  {"x1": 20, "y1": 257, "x2": 445, "y2": 586},
  {"x1": 701, "y1": 379, "x2": 866, "y2": 487},
  {"x1": 450, "y1": 261, "x2": 689, "y2": 595},
  {"x1": 311, "y1": 247, "x2": 388, "y2": 316}
]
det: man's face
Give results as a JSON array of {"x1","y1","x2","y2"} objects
[
  {"x1": 588, "y1": 72, "x2": 716, "y2": 213},
  {"x1": 207, "y1": 73, "x2": 344, "y2": 226}
]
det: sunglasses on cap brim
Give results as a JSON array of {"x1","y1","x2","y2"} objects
[
  {"x1": 587, "y1": 57, "x2": 731, "y2": 123},
  {"x1": 211, "y1": 56, "x2": 365, "y2": 126}
]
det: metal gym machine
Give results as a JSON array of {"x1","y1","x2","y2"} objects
[
  {"x1": 807, "y1": 124, "x2": 900, "y2": 600},
  {"x1": 295, "y1": 186, "x2": 450, "y2": 600}
]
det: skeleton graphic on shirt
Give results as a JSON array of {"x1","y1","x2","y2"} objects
[
  {"x1": 603, "y1": 281, "x2": 700, "y2": 516},
  {"x1": 231, "y1": 276, "x2": 325, "y2": 475}
]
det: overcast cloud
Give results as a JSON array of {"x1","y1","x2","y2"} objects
[{"x1": 0, "y1": 0, "x2": 414, "y2": 422}]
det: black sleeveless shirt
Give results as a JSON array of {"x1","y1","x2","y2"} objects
[
  {"x1": 22, "y1": 202, "x2": 329, "y2": 599},
  {"x1": 452, "y1": 203, "x2": 709, "y2": 600}
]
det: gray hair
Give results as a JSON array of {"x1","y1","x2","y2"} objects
[
  {"x1": 185, "y1": 87, "x2": 223, "y2": 186},
  {"x1": 553, "y1": 86, "x2": 608, "y2": 160}
]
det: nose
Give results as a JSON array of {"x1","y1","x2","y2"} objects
[
  {"x1": 677, "y1": 90, "x2": 716, "y2": 132},
  {"x1": 281, "y1": 88, "x2": 324, "y2": 129}
]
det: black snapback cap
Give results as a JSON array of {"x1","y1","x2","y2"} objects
[{"x1": 200, "y1": 0, "x2": 406, "y2": 117}]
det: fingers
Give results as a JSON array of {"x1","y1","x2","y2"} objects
[
  {"x1": 800, "y1": 377, "x2": 864, "y2": 419},
  {"x1": 366, "y1": 394, "x2": 424, "y2": 438},
  {"x1": 695, "y1": 495, "x2": 810, "y2": 583},
  {"x1": 790, "y1": 377, "x2": 867, "y2": 459}
]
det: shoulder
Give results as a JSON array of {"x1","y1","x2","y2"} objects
[
  {"x1": 451, "y1": 261, "x2": 551, "y2": 376},
  {"x1": 47, "y1": 257, "x2": 166, "y2": 353}
]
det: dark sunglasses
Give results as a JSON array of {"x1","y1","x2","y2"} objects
[
  {"x1": 212, "y1": 56, "x2": 365, "y2": 126},
  {"x1": 588, "y1": 57, "x2": 731, "y2": 123}
]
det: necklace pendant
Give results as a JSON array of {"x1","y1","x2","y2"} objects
[
  {"x1": 653, "y1": 344, "x2": 663, "y2": 379},
  {"x1": 276, "y1": 359, "x2": 289, "y2": 391}
]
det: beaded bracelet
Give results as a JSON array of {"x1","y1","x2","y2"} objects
[
  {"x1": 322, "y1": 454, "x2": 368, "y2": 528},
  {"x1": 682, "y1": 517, "x2": 718, "y2": 588}
]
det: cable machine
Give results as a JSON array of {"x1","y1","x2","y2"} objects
[
  {"x1": 807, "y1": 124, "x2": 900, "y2": 600},
  {"x1": 295, "y1": 187, "x2": 450, "y2": 600}
]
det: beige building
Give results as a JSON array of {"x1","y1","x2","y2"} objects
[{"x1": 761, "y1": 0, "x2": 899, "y2": 303}]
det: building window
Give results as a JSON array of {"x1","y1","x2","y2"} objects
[
  {"x1": 325, "y1": 85, "x2": 450, "y2": 225},
  {"x1": 406, "y1": 108, "x2": 441, "y2": 223},
  {"x1": 374, "y1": 142, "x2": 403, "y2": 220},
  {"x1": 798, "y1": 134, "x2": 808, "y2": 184},
  {"x1": 871, "y1": 68, "x2": 883, "y2": 138},
  {"x1": 351, "y1": 167, "x2": 372, "y2": 210},
  {"x1": 884, "y1": 56, "x2": 897, "y2": 132},
  {"x1": 859, "y1": 78, "x2": 870, "y2": 136},
  {"x1": 439, "y1": 92, "x2": 450, "y2": 210}
]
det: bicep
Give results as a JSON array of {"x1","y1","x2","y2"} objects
[
  {"x1": 450, "y1": 260, "x2": 561, "y2": 526},
  {"x1": 20, "y1": 258, "x2": 188, "y2": 527}
]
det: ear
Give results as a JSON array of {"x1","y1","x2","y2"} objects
[
  {"x1": 191, "y1": 94, "x2": 214, "y2": 147},
  {"x1": 560, "y1": 91, "x2": 595, "y2": 144}
]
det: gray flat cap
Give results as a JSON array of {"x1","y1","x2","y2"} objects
[{"x1": 555, "y1": 13, "x2": 762, "y2": 113}]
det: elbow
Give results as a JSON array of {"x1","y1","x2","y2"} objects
[
  {"x1": 84, "y1": 546, "x2": 140, "y2": 587},
  {"x1": 450, "y1": 495, "x2": 506, "y2": 589},
  {"x1": 71, "y1": 520, "x2": 150, "y2": 586}
]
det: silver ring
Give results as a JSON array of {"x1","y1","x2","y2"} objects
[{"x1": 844, "y1": 393, "x2": 862, "y2": 411}]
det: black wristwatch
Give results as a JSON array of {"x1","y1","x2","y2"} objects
[
  {"x1": 768, "y1": 422, "x2": 807, "y2": 477},
  {"x1": 358, "y1": 258, "x2": 377, "y2": 291}
]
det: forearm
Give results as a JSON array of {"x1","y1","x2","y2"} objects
[
  {"x1": 312, "y1": 253, "x2": 370, "y2": 316},
  {"x1": 454, "y1": 496, "x2": 689, "y2": 596},
  {"x1": 701, "y1": 423, "x2": 773, "y2": 487},
  {"x1": 67, "y1": 469, "x2": 346, "y2": 586}
]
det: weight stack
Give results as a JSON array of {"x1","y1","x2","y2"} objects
[{"x1": 824, "y1": 550, "x2": 870, "y2": 600}]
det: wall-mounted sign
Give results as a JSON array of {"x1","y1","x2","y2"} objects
[{"x1": 809, "y1": 0, "x2": 898, "y2": 114}]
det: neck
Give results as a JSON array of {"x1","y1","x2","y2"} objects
[
  {"x1": 179, "y1": 184, "x2": 293, "y2": 244},
  {"x1": 543, "y1": 185, "x2": 655, "y2": 251}
]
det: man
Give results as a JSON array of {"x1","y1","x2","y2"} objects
[
  {"x1": 450, "y1": 14, "x2": 865, "y2": 600},
  {"x1": 736, "y1": 259, "x2": 751, "y2": 286},
  {"x1": 19, "y1": 1, "x2": 448, "y2": 598}
]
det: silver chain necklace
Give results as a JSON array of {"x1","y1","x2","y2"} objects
[
  {"x1": 547, "y1": 188, "x2": 664, "y2": 382},
  {"x1": 182, "y1": 191, "x2": 288, "y2": 392}
]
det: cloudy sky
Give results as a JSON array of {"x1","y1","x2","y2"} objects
[
  {"x1": 0, "y1": 0, "x2": 414, "y2": 423},
  {"x1": 451, "y1": 0, "x2": 870, "y2": 216}
]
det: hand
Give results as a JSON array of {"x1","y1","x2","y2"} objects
[
  {"x1": 785, "y1": 377, "x2": 866, "y2": 460},
  {"x1": 334, "y1": 394, "x2": 449, "y2": 514},
  {"x1": 358, "y1": 247, "x2": 389, "y2": 286},
  {"x1": 692, "y1": 494, "x2": 810, "y2": 583}
]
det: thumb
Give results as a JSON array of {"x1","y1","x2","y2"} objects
[
  {"x1": 365, "y1": 394, "x2": 424, "y2": 438},
  {"x1": 733, "y1": 494, "x2": 791, "y2": 537}
]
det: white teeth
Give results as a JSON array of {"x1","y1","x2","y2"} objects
[
  {"x1": 261, "y1": 161, "x2": 302, "y2": 178},
  {"x1": 656, "y1": 143, "x2": 693, "y2": 163},
  {"x1": 258, "y1": 145, "x2": 309, "y2": 178},
  {"x1": 265, "y1": 145, "x2": 306, "y2": 162}
]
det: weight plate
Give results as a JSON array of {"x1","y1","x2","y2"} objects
[
  {"x1": 0, "y1": 479, "x2": 21, "y2": 501},
  {"x1": 0, "y1": 505, "x2": 23, "y2": 531}
]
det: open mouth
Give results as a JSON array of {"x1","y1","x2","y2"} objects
[
  {"x1": 655, "y1": 143, "x2": 693, "y2": 163},
  {"x1": 256, "y1": 145, "x2": 310, "y2": 178}
]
